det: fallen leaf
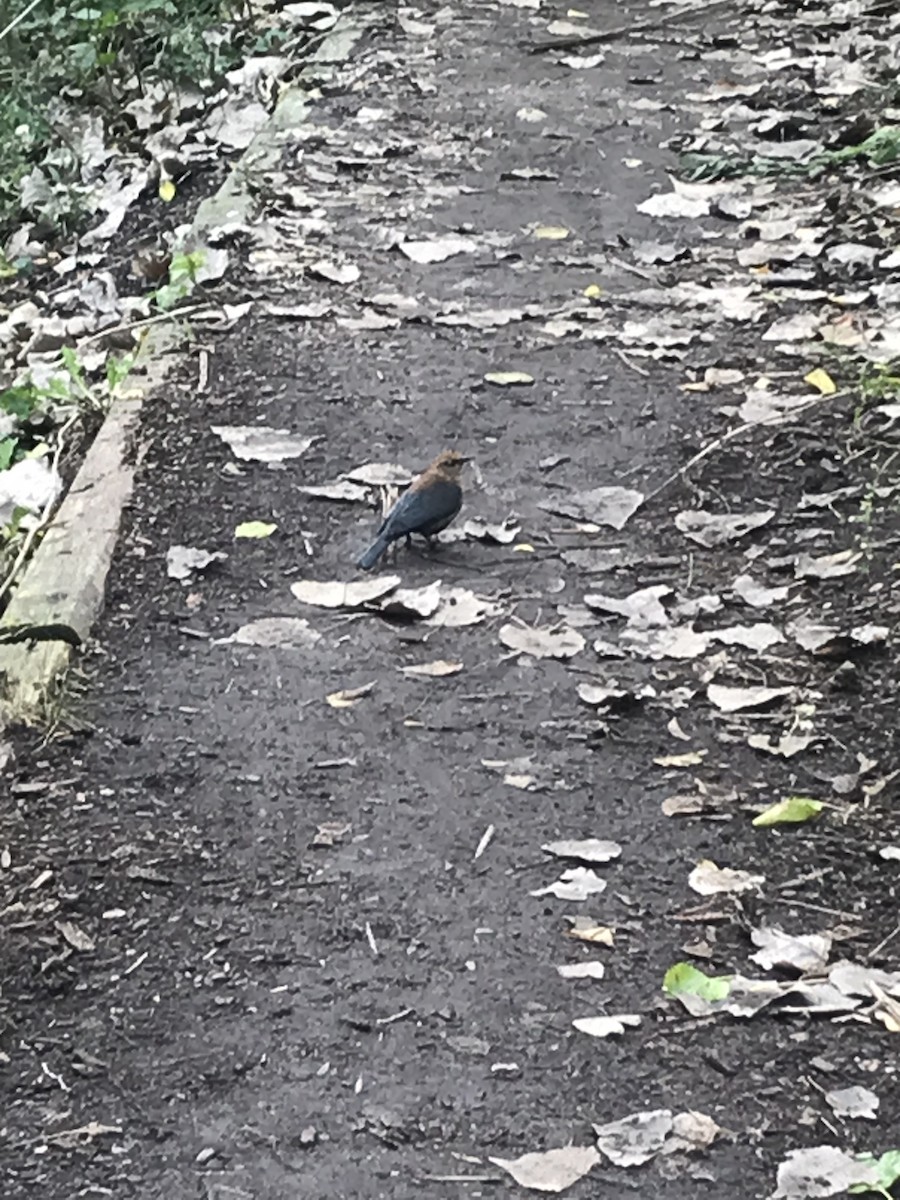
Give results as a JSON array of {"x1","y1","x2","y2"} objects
[
  {"x1": 377, "y1": 581, "x2": 443, "y2": 620},
  {"x1": 748, "y1": 731, "x2": 815, "y2": 758},
  {"x1": 399, "y1": 659, "x2": 463, "y2": 678},
  {"x1": 594, "y1": 1110, "x2": 673, "y2": 1167},
  {"x1": 567, "y1": 920, "x2": 615, "y2": 946},
  {"x1": 326, "y1": 683, "x2": 375, "y2": 709},
  {"x1": 750, "y1": 926, "x2": 832, "y2": 973},
  {"x1": 291, "y1": 576, "x2": 400, "y2": 609},
  {"x1": 398, "y1": 235, "x2": 477, "y2": 263},
  {"x1": 584, "y1": 583, "x2": 671, "y2": 628},
  {"x1": 540, "y1": 487, "x2": 644, "y2": 531},
  {"x1": 795, "y1": 549, "x2": 862, "y2": 580},
  {"x1": 675, "y1": 509, "x2": 775, "y2": 548},
  {"x1": 804, "y1": 367, "x2": 837, "y2": 395},
  {"x1": 707, "y1": 683, "x2": 792, "y2": 713},
  {"x1": 663, "y1": 962, "x2": 732, "y2": 1002},
  {"x1": 462, "y1": 516, "x2": 520, "y2": 544},
  {"x1": 226, "y1": 617, "x2": 322, "y2": 649},
  {"x1": 577, "y1": 680, "x2": 654, "y2": 709},
  {"x1": 572, "y1": 1014, "x2": 641, "y2": 1038},
  {"x1": 534, "y1": 225, "x2": 570, "y2": 240},
  {"x1": 542, "y1": 839, "x2": 621, "y2": 864},
  {"x1": 712, "y1": 623, "x2": 784, "y2": 651},
  {"x1": 308, "y1": 258, "x2": 360, "y2": 284},
  {"x1": 752, "y1": 796, "x2": 823, "y2": 827},
  {"x1": 212, "y1": 425, "x2": 317, "y2": 463},
  {"x1": 345, "y1": 462, "x2": 413, "y2": 487},
  {"x1": 593, "y1": 1108, "x2": 720, "y2": 1167},
  {"x1": 235, "y1": 520, "x2": 276, "y2": 539},
  {"x1": 689, "y1": 859, "x2": 764, "y2": 895},
  {"x1": 763, "y1": 312, "x2": 822, "y2": 342},
  {"x1": 532, "y1": 868, "x2": 608, "y2": 902},
  {"x1": 500, "y1": 624, "x2": 585, "y2": 659},
  {"x1": 825, "y1": 1086, "x2": 879, "y2": 1121},
  {"x1": 426, "y1": 587, "x2": 504, "y2": 628},
  {"x1": 484, "y1": 370, "x2": 535, "y2": 386},
  {"x1": 655, "y1": 749, "x2": 707, "y2": 768},
  {"x1": 637, "y1": 192, "x2": 709, "y2": 219},
  {"x1": 166, "y1": 545, "x2": 227, "y2": 582},
  {"x1": 557, "y1": 962, "x2": 606, "y2": 980},
  {"x1": 773, "y1": 1146, "x2": 882, "y2": 1199},
  {"x1": 488, "y1": 1146, "x2": 600, "y2": 1194},
  {"x1": 299, "y1": 480, "x2": 370, "y2": 502}
]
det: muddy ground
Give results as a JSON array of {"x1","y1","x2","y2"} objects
[{"x1": 2, "y1": 2, "x2": 900, "y2": 1198}]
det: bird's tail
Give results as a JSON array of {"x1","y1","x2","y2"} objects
[{"x1": 356, "y1": 533, "x2": 391, "y2": 571}]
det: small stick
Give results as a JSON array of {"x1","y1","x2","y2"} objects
[
  {"x1": 868, "y1": 920, "x2": 900, "y2": 961},
  {"x1": 644, "y1": 392, "x2": 847, "y2": 505},
  {"x1": 528, "y1": 0, "x2": 734, "y2": 53}
]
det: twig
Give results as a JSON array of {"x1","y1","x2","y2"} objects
[
  {"x1": 867, "y1": 920, "x2": 900, "y2": 961},
  {"x1": 644, "y1": 392, "x2": 848, "y2": 505},
  {"x1": 615, "y1": 348, "x2": 650, "y2": 377},
  {"x1": 0, "y1": 0, "x2": 43, "y2": 43},
  {"x1": 528, "y1": 0, "x2": 733, "y2": 53},
  {"x1": 78, "y1": 304, "x2": 205, "y2": 349}
]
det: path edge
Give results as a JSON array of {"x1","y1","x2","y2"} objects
[{"x1": 0, "y1": 15, "x2": 366, "y2": 731}]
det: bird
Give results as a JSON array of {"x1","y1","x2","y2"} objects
[{"x1": 356, "y1": 449, "x2": 470, "y2": 571}]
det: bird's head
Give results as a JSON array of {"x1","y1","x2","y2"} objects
[{"x1": 435, "y1": 449, "x2": 470, "y2": 479}]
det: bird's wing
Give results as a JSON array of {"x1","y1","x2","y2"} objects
[{"x1": 383, "y1": 481, "x2": 461, "y2": 537}]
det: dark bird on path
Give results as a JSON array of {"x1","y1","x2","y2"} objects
[{"x1": 356, "y1": 449, "x2": 470, "y2": 571}]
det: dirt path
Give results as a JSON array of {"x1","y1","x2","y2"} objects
[{"x1": 3, "y1": 3, "x2": 900, "y2": 1197}]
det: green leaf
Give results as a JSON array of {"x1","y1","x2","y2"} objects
[
  {"x1": 235, "y1": 521, "x2": 277, "y2": 539},
  {"x1": 849, "y1": 1149, "x2": 900, "y2": 1195},
  {"x1": 0, "y1": 385, "x2": 38, "y2": 419},
  {"x1": 662, "y1": 962, "x2": 731, "y2": 1001},
  {"x1": 0, "y1": 437, "x2": 17, "y2": 471},
  {"x1": 752, "y1": 796, "x2": 823, "y2": 828}
]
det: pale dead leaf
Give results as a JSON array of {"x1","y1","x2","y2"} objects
[
  {"x1": 573, "y1": 1014, "x2": 641, "y2": 1038},
  {"x1": 426, "y1": 587, "x2": 504, "y2": 628},
  {"x1": 398, "y1": 235, "x2": 477, "y2": 263},
  {"x1": 542, "y1": 839, "x2": 621, "y2": 864},
  {"x1": 326, "y1": 682, "x2": 375, "y2": 708},
  {"x1": 750, "y1": 927, "x2": 832, "y2": 974},
  {"x1": 500, "y1": 624, "x2": 585, "y2": 659},
  {"x1": 226, "y1": 617, "x2": 322, "y2": 649},
  {"x1": 732, "y1": 573, "x2": 791, "y2": 608},
  {"x1": 689, "y1": 859, "x2": 764, "y2": 896},
  {"x1": 824, "y1": 1086, "x2": 879, "y2": 1121},
  {"x1": 675, "y1": 509, "x2": 775, "y2": 548},
  {"x1": 308, "y1": 258, "x2": 360, "y2": 284},
  {"x1": 655, "y1": 749, "x2": 707, "y2": 768},
  {"x1": 557, "y1": 961, "x2": 606, "y2": 980},
  {"x1": 531, "y1": 868, "x2": 607, "y2": 902},
  {"x1": 540, "y1": 487, "x2": 644, "y2": 531},
  {"x1": 212, "y1": 425, "x2": 317, "y2": 463},
  {"x1": 291, "y1": 576, "x2": 400, "y2": 609},
  {"x1": 566, "y1": 919, "x2": 615, "y2": 945},
  {"x1": 399, "y1": 659, "x2": 463, "y2": 679},
  {"x1": 707, "y1": 684, "x2": 792, "y2": 713},
  {"x1": 795, "y1": 549, "x2": 862, "y2": 580},
  {"x1": 489, "y1": 1146, "x2": 600, "y2": 1194}
]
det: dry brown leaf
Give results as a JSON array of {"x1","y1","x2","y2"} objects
[{"x1": 326, "y1": 682, "x2": 376, "y2": 708}]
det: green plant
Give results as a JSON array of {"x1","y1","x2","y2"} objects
[
  {"x1": 0, "y1": 0, "x2": 258, "y2": 238},
  {"x1": 153, "y1": 248, "x2": 206, "y2": 310}
]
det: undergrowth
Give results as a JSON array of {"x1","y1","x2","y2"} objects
[{"x1": 0, "y1": 0, "x2": 277, "y2": 241}]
